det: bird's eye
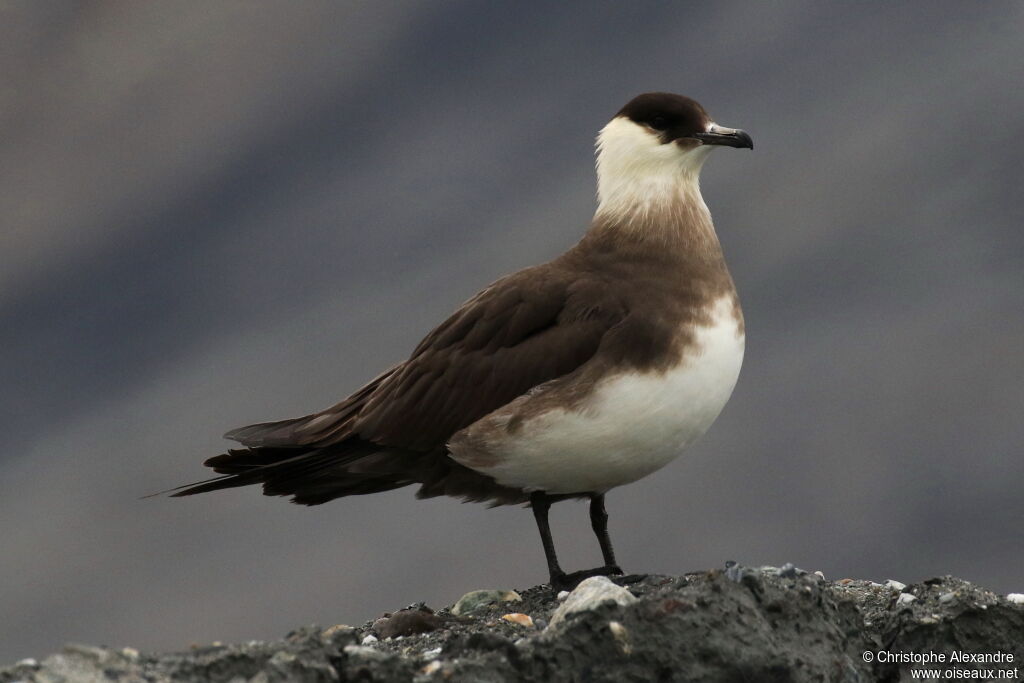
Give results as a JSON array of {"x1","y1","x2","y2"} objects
[{"x1": 651, "y1": 115, "x2": 668, "y2": 129}]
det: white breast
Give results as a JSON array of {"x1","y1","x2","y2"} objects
[{"x1": 451, "y1": 296, "x2": 744, "y2": 494}]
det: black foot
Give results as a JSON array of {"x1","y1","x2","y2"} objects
[{"x1": 550, "y1": 564, "x2": 624, "y2": 591}]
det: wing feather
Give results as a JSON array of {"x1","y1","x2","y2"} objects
[
  {"x1": 214, "y1": 264, "x2": 622, "y2": 459},
  {"x1": 352, "y1": 267, "x2": 623, "y2": 450},
  {"x1": 166, "y1": 261, "x2": 623, "y2": 506}
]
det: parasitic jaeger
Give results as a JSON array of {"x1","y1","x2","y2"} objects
[{"x1": 163, "y1": 93, "x2": 753, "y2": 590}]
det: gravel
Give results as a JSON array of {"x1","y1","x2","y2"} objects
[{"x1": 3, "y1": 565, "x2": 1022, "y2": 682}]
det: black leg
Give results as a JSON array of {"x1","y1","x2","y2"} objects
[
  {"x1": 531, "y1": 491, "x2": 625, "y2": 591},
  {"x1": 531, "y1": 491, "x2": 565, "y2": 586},
  {"x1": 589, "y1": 493, "x2": 620, "y2": 570}
]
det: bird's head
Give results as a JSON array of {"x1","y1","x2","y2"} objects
[{"x1": 595, "y1": 93, "x2": 752, "y2": 221}]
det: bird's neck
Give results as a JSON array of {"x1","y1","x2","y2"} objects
[{"x1": 590, "y1": 164, "x2": 719, "y2": 257}]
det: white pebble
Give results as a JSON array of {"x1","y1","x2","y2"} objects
[
  {"x1": 556, "y1": 591, "x2": 570, "y2": 601},
  {"x1": 1006, "y1": 593, "x2": 1024, "y2": 604},
  {"x1": 897, "y1": 593, "x2": 917, "y2": 605},
  {"x1": 608, "y1": 620, "x2": 632, "y2": 655},
  {"x1": 885, "y1": 580, "x2": 906, "y2": 591},
  {"x1": 548, "y1": 576, "x2": 637, "y2": 629},
  {"x1": 16, "y1": 658, "x2": 38, "y2": 668},
  {"x1": 361, "y1": 634, "x2": 379, "y2": 645},
  {"x1": 421, "y1": 660, "x2": 442, "y2": 675}
]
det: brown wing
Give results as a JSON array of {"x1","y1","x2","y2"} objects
[
  {"x1": 163, "y1": 263, "x2": 623, "y2": 506},
  {"x1": 228, "y1": 264, "x2": 623, "y2": 453},
  {"x1": 221, "y1": 366, "x2": 398, "y2": 448},
  {"x1": 353, "y1": 266, "x2": 623, "y2": 450}
]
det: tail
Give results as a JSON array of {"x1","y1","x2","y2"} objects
[
  {"x1": 149, "y1": 362, "x2": 528, "y2": 506},
  {"x1": 146, "y1": 368, "x2": 412, "y2": 504},
  {"x1": 149, "y1": 440, "x2": 419, "y2": 506}
]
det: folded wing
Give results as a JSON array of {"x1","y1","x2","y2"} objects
[{"x1": 168, "y1": 263, "x2": 624, "y2": 505}]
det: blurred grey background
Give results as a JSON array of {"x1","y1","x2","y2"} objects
[{"x1": 2, "y1": 0, "x2": 1022, "y2": 663}]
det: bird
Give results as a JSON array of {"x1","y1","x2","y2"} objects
[{"x1": 163, "y1": 92, "x2": 753, "y2": 590}]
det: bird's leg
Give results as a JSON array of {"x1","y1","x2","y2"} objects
[
  {"x1": 532, "y1": 491, "x2": 625, "y2": 590},
  {"x1": 589, "y1": 493, "x2": 623, "y2": 575},
  {"x1": 530, "y1": 491, "x2": 566, "y2": 587}
]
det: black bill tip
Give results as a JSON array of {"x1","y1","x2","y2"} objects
[{"x1": 693, "y1": 126, "x2": 753, "y2": 150}]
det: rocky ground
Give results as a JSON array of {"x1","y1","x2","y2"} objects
[{"x1": 4, "y1": 564, "x2": 1023, "y2": 682}]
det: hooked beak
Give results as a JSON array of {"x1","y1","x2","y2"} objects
[{"x1": 693, "y1": 123, "x2": 753, "y2": 150}]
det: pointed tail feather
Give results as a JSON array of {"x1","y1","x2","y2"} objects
[
  {"x1": 139, "y1": 473, "x2": 244, "y2": 499},
  {"x1": 148, "y1": 440, "x2": 406, "y2": 503}
]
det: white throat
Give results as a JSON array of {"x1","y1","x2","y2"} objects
[{"x1": 594, "y1": 117, "x2": 713, "y2": 226}]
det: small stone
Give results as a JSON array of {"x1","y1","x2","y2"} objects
[
  {"x1": 322, "y1": 624, "x2": 355, "y2": 638},
  {"x1": 897, "y1": 593, "x2": 917, "y2": 605},
  {"x1": 421, "y1": 660, "x2": 443, "y2": 675},
  {"x1": 63, "y1": 643, "x2": 110, "y2": 661},
  {"x1": 501, "y1": 613, "x2": 535, "y2": 628},
  {"x1": 270, "y1": 651, "x2": 297, "y2": 665},
  {"x1": 939, "y1": 592, "x2": 956, "y2": 603},
  {"x1": 1006, "y1": 593, "x2": 1024, "y2": 604},
  {"x1": 725, "y1": 563, "x2": 747, "y2": 582},
  {"x1": 373, "y1": 608, "x2": 442, "y2": 639},
  {"x1": 548, "y1": 576, "x2": 638, "y2": 628},
  {"x1": 813, "y1": 571, "x2": 826, "y2": 580},
  {"x1": 451, "y1": 589, "x2": 521, "y2": 616},
  {"x1": 361, "y1": 634, "x2": 379, "y2": 645},
  {"x1": 16, "y1": 658, "x2": 38, "y2": 668},
  {"x1": 779, "y1": 563, "x2": 798, "y2": 579},
  {"x1": 556, "y1": 591, "x2": 570, "y2": 601},
  {"x1": 885, "y1": 579, "x2": 907, "y2": 591},
  {"x1": 608, "y1": 620, "x2": 632, "y2": 655},
  {"x1": 344, "y1": 644, "x2": 386, "y2": 659}
]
